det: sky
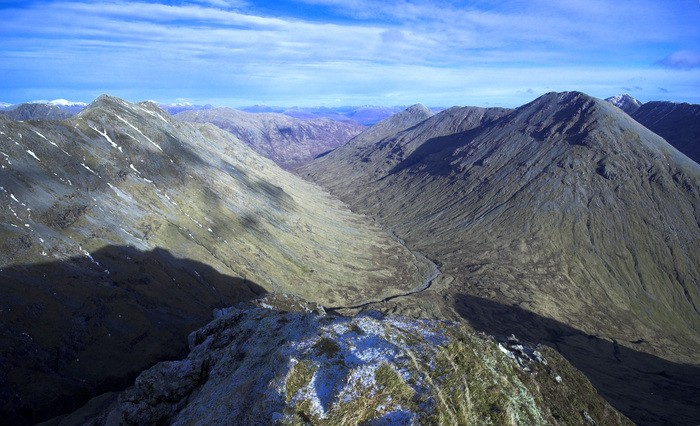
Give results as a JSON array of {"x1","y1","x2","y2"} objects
[{"x1": 1, "y1": 0, "x2": 699, "y2": 108}]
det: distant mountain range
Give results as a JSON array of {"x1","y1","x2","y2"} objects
[
  {"x1": 174, "y1": 107, "x2": 366, "y2": 166},
  {"x1": 630, "y1": 101, "x2": 700, "y2": 165},
  {"x1": 237, "y1": 105, "x2": 429, "y2": 125},
  {"x1": 0, "y1": 103, "x2": 74, "y2": 121},
  {"x1": 153, "y1": 101, "x2": 214, "y2": 115},
  {"x1": 0, "y1": 99, "x2": 87, "y2": 115}
]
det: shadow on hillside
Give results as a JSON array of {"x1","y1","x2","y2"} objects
[
  {"x1": 0, "y1": 245, "x2": 266, "y2": 426},
  {"x1": 221, "y1": 160, "x2": 295, "y2": 211},
  {"x1": 453, "y1": 294, "x2": 700, "y2": 425},
  {"x1": 387, "y1": 126, "x2": 490, "y2": 177}
]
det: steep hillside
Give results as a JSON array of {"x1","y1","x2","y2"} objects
[
  {"x1": 45, "y1": 295, "x2": 630, "y2": 426},
  {"x1": 0, "y1": 103, "x2": 75, "y2": 121},
  {"x1": 0, "y1": 96, "x2": 428, "y2": 424},
  {"x1": 631, "y1": 101, "x2": 700, "y2": 164},
  {"x1": 300, "y1": 91, "x2": 700, "y2": 424},
  {"x1": 174, "y1": 107, "x2": 365, "y2": 166}
]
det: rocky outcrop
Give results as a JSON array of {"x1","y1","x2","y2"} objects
[{"x1": 47, "y1": 298, "x2": 629, "y2": 425}]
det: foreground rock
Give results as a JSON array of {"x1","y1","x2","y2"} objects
[{"x1": 46, "y1": 296, "x2": 629, "y2": 425}]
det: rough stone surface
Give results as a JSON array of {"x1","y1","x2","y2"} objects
[{"x1": 55, "y1": 302, "x2": 629, "y2": 425}]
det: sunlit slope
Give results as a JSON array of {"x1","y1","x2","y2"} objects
[{"x1": 1, "y1": 95, "x2": 426, "y2": 304}]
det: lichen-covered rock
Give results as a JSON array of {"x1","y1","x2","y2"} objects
[{"x1": 84, "y1": 305, "x2": 629, "y2": 425}]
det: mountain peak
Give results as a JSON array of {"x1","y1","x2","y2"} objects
[
  {"x1": 80, "y1": 94, "x2": 128, "y2": 113},
  {"x1": 404, "y1": 103, "x2": 433, "y2": 116},
  {"x1": 605, "y1": 94, "x2": 643, "y2": 115},
  {"x1": 344, "y1": 103, "x2": 434, "y2": 147}
]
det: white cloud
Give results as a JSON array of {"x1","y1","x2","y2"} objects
[
  {"x1": 656, "y1": 51, "x2": 700, "y2": 70},
  {"x1": 1, "y1": 0, "x2": 699, "y2": 106}
]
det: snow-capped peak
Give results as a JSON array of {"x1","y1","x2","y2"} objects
[
  {"x1": 605, "y1": 94, "x2": 642, "y2": 108},
  {"x1": 0, "y1": 102, "x2": 13, "y2": 108}
]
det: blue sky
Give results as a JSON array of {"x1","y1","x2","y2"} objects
[{"x1": 1, "y1": 0, "x2": 699, "y2": 107}]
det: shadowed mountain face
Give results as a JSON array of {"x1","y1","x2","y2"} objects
[
  {"x1": 0, "y1": 103, "x2": 75, "y2": 121},
  {"x1": 174, "y1": 107, "x2": 366, "y2": 167},
  {"x1": 0, "y1": 246, "x2": 265, "y2": 425},
  {"x1": 300, "y1": 91, "x2": 700, "y2": 424},
  {"x1": 0, "y1": 96, "x2": 428, "y2": 424},
  {"x1": 631, "y1": 101, "x2": 700, "y2": 165}
]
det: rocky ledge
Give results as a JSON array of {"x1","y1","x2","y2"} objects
[{"x1": 44, "y1": 294, "x2": 629, "y2": 425}]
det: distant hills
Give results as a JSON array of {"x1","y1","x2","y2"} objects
[
  {"x1": 153, "y1": 101, "x2": 214, "y2": 115},
  {"x1": 630, "y1": 101, "x2": 700, "y2": 165},
  {"x1": 237, "y1": 104, "x2": 438, "y2": 125},
  {"x1": 0, "y1": 103, "x2": 74, "y2": 121},
  {"x1": 174, "y1": 107, "x2": 366, "y2": 166},
  {"x1": 605, "y1": 94, "x2": 700, "y2": 164}
]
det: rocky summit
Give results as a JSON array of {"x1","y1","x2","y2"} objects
[
  {"x1": 299, "y1": 91, "x2": 700, "y2": 424},
  {"x1": 44, "y1": 294, "x2": 629, "y2": 426}
]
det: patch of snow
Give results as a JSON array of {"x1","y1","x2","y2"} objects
[
  {"x1": 32, "y1": 130, "x2": 59, "y2": 148},
  {"x1": 80, "y1": 163, "x2": 99, "y2": 176},
  {"x1": 26, "y1": 150, "x2": 40, "y2": 161},
  {"x1": 114, "y1": 115, "x2": 163, "y2": 151},
  {"x1": 89, "y1": 125, "x2": 121, "y2": 151}
]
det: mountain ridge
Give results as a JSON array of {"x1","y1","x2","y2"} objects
[
  {"x1": 630, "y1": 100, "x2": 700, "y2": 165},
  {"x1": 299, "y1": 90, "x2": 700, "y2": 424}
]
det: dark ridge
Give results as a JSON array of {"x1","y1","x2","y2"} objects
[
  {"x1": 632, "y1": 101, "x2": 700, "y2": 164},
  {"x1": 0, "y1": 246, "x2": 265, "y2": 425}
]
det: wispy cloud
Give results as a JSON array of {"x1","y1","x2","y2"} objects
[
  {"x1": 0, "y1": 0, "x2": 699, "y2": 106},
  {"x1": 656, "y1": 50, "x2": 700, "y2": 70}
]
